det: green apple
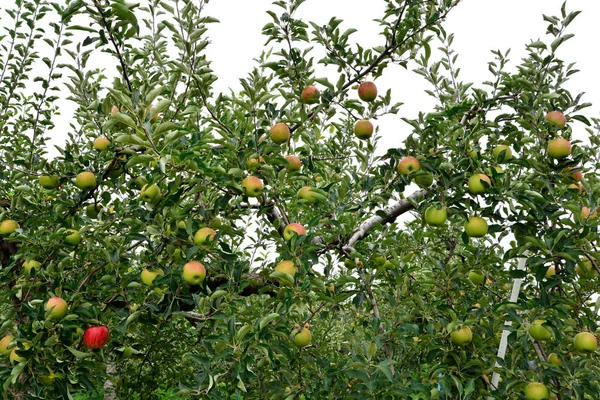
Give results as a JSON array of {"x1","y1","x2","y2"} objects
[
  {"x1": 182, "y1": 261, "x2": 206, "y2": 285},
  {"x1": 285, "y1": 155, "x2": 301, "y2": 171},
  {"x1": 270, "y1": 122, "x2": 290, "y2": 144},
  {"x1": 93, "y1": 137, "x2": 111, "y2": 151},
  {"x1": 358, "y1": 81, "x2": 377, "y2": 102},
  {"x1": 397, "y1": 156, "x2": 421, "y2": 175},
  {"x1": 283, "y1": 223, "x2": 306, "y2": 241},
  {"x1": 354, "y1": 119, "x2": 373, "y2": 140},
  {"x1": 194, "y1": 227, "x2": 216, "y2": 246},
  {"x1": 133, "y1": 176, "x2": 148, "y2": 190},
  {"x1": 468, "y1": 270, "x2": 485, "y2": 285},
  {"x1": 524, "y1": 382, "x2": 549, "y2": 400},
  {"x1": 39, "y1": 175, "x2": 59, "y2": 189},
  {"x1": 23, "y1": 259, "x2": 41, "y2": 274},
  {"x1": 85, "y1": 204, "x2": 102, "y2": 219},
  {"x1": 545, "y1": 266, "x2": 556, "y2": 279},
  {"x1": 0, "y1": 335, "x2": 14, "y2": 355},
  {"x1": 45, "y1": 297, "x2": 68, "y2": 320},
  {"x1": 529, "y1": 320, "x2": 552, "y2": 341},
  {"x1": 576, "y1": 258, "x2": 596, "y2": 278},
  {"x1": 106, "y1": 164, "x2": 123, "y2": 179},
  {"x1": 424, "y1": 206, "x2": 447, "y2": 226},
  {"x1": 450, "y1": 327, "x2": 472, "y2": 346},
  {"x1": 468, "y1": 173, "x2": 491, "y2": 194},
  {"x1": 141, "y1": 268, "x2": 163, "y2": 286},
  {"x1": 545, "y1": 110, "x2": 566, "y2": 128},
  {"x1": 547, "y1": 353, "x2": 561, "y2": 367},
  {"x1": 64, "y1": 229, "x2": 81, "y2": 245},
  {"x1": 293, "y1": 324, "x2": 312, "y2": 347},
  {"x1": 140, "y1": 184, "x2": 161, "y2": 202},
  {"x1": 0, "y1": 220, "x2": 18, "y2": 235},
  {"x1": 547, "y1": 138, "x2": 571, "y2": 159},
  {"x1": 300, "y1": 85, "x2": 320, "y2": 104},
  {"x1": 241, "y1": 176, "x2": 264, "y2": 197},
  {"x1": 297, "y1": 186, "x2": 317, "y2": 205},
  {"x1": 210, "y1": 217, "x2": 222, "y2": 229},
  {"x1": 492, "y1": 145, "x2": 512, "y2": 162},
  {"x1": 74, "y1": 171, "x2": 97, "y2": 191},
  {"x1": 275, "y1": 260, "x2": 296, "y2": 277},
  {"x1": 464, "y1": 216, "x2": 488, "y2": 237},
  {"x1": 573, "y1": 332, "x2": 597, "y2": 352},
  {"x1": 413, "y1": 172, "x2": 433, "y2": 188}
]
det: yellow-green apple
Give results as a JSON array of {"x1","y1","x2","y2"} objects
[
  {"x1": 573, "y1": 332, "x2": 597, "y2": 352},
  {"x1": 141, "y1": 268, "x2": 163, "y2": 286},
  {"x1": 301, "y1": 85, "x2": 320, "y2": 104},
  {"x1": 270, "y1": 122, "x2": 290, "y2": 144},
  {"x1": 74, "y1": 171, "x2": 97, "y2": 190},
  {"x1": 64, "y1": 229, "x2": 81, "y2": 245},
  {"x1": 397, "y1": 156, "x2": 421, "y2": 175},
  {"x1": 358, "y1": 81, "x2": 377, "y2": 102},
  {"x1": 83, "y1": 326, "x2": 110, "y2": 349},
  {"x1": 194, "y1": 227, "x2": 216, "y2": 246},
  {"x1": 9, "y1": 342, "x2": 30, "y2": 364},
  {"x1": 464, "y1": 216, "x2": 488, "y2": 237},
  {"x1": 524, "y1": 382, "x2": 549, "y2": 400},
  {"x1": 283, "y1": 223, "x2": 306, "y2": 241},
  {"x1": 468, "y1": 173, "x2": 491, "y2": 194},
  {"x1": 576, "y1": 258, "x2": 596, "y2": 278},
  {"x1": 354, "y1": 119, "x2": 373, "y2": 140},
  {"x1": 566, "y1": 166, "x2": 582, "y2": 182},
  {"x1": 468, "y1": 270, "x2": 485, "y2": 285},
  {"x1": 210, "y1": 217, "x2": 222, "y2": 229},
  {"x1": 285, "y1": 155, "x2": 301, "y2": 171},
  {"x1": 492, "y1": 145, "x2": 512, "y2": 162},
  {"x1": 0, "y1": 220, "x2": 18, "y2": 235},
  {"x1": 547, "y1": 353, "x2": 561, "y2": 367},
  {"x1": 177, "y1": 221, "x2": 186, "y2": 230},
  {"x1": 414, "y1": 172, "x2": 433, "y2": 188},
  {"x1": 241, "y1": 176, "x2": 264, "y2": 197},
  {"x1": 529, "y1": 320, "x2": 552, "y2": 340},
  {"x1": 547, "y1": 138, "x2": 571, "y2": 159},
  {"x1": 0, "y1": 335, "x2": 14, "y2": 355},
  {"x1": 293, "y1": 324, "x2": 312, "y2": 347},
  {"x1": 275, "y1": 260, "x2": 296, "y2": 277},
  {"x1": 246, "y1": 156, "x2": 265, "y2": 172},
  {"x1": 106, "y1": 164, "x2": 123, "y2": 179},
  {"x1": 450, "y1": 327, "x2": 472, "y2": 346},
  {"x1": 93, "y1": 137, "x2": 111, "y2": 151},
  {"x1": 424, "y1": 206, "x2": 447, "y2": 226},
  {"x1": 182, "y1": 261, "x2": 206, "y2": 285},
  {"x1": 39, "y1": 175, "x2": 59, "y2": 189},
  {"x1": 545, "y1": 110, "x2": 566, "y2": 128},
  {"x1": 545, "y1": 266, "x2": 556, "y2": 279},
  {"x1": 85, "y1": 204, "x2": 102, "y2": 219},
  {"x1": 23, "y1": 259, "x2": 41, "y2": 274},
  {"x1": 133, "y1": 176, "x2": 147, "y2": 190},
  {"x1": 297, "y1": 186, "x2": 317, "y2": 204},
  {"x1": 140, "y1": 184, "x2": 161, "y2": 202},
  {"x1": 45, "y1": 297, "x2": 68, "y2": 320}
]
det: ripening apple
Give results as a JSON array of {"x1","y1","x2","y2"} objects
[
  {"x1": 354, "y1": 119, "x2": 373, "y2": 140},
  {"x1": 566, "y1": 166, "x2": 582, "y2": 182},
  {"x1": 182, "y1": 261, "x2": 206, "y2": 285},
  {"x1": 140, "y1": 184, "x2": 161, "y2": 202},
  {"x1": 413, "y1": 172, "x2": 433, "y2": 188},
  {"x1": 110, "y1": 105, "x2": 119, "y2": 115},
  {"x1": 0, "y1": 335, "x2": 14, "y2": 355},
  {"x1": 468, "y1": 270, "x2": 485, "y2": 285},
  {"x1": 270, "y1": 122, "x2": 290, "y2": 144},
  {"x1": 141, "y1": 268, "x2": 163, "y2": 286},
  {"x1": 241, "y1": 176, "x2": 264, "y2": 197},
  {"x1": 547, "y1": 353, "x2": 562, "y2": 367},
  {"x1": 45, "y1": 297, "x2": 68, "y2": 320},
  {"x1": 450, "y1": 327, "x2": 473, "y2": 346},
  {"x1": 358, "y1": 81, "x2": 377, "y2": 102},
  {"x1": 524, "y1": 382, "x2": 549, "y2": 400},
  {"x1": 297, "y1": 186, "x2": 317, "y2": 205},
  {"x1": 39, "y1": 175, "x2": 59, "y2": 189},
  {"x1": 545, "y1": 110, "x2": 566, "y2": 129},
  {"x1": 468, "y1": 173, "x2": 491, "y2": 194},
  {"x1": 464, "y1": 216, "x2": 488, "y2": 237},
  {"x1": 194, "y1": 227, "x2": 216, "y2": 246},
  {"x1": 573, "y1": 331, "x2": 597, "y2": 352},
  {"x1": 424, "y1": 206, "x2": 447, "y2": 226},
  {"x1": 301, "y1": 85, "x2": 320, "y2": 104},
  {"x1": 74, "y1": 171, "x2": 97, "y2": 191},
  {"x1": 0, "y1": 220, "x2": 18, "y2": 235},
  {"x1": 64, "y1": 229, "x2": 81, "y2": 245},
  {"x1": 293, "y1": 324, "x2": 312, "y2": 347},
  {"x1": 246, "y1": 156, "x2": 265, "y2": 172},
  {"x1": 576, "y1": 258, "x2": 596, "y2": 278},
  {"x1": 397, "y1": 156, "x2": 421, "y2": 175},
  {"x1": 283, "y1": 223, "x2": 306, "y2": 241},
  {"x1": 23, "y1": 259, "x2": 41, "y2": 274},
  {"x1": 275, "y1": 260, "x2": 296, "y2": 277},
  {"x1": 93, "y1": 137, "x2": 111, "y2": 151},
  {"x1": 83, "y1": 326, "x2": 110, "y2": 349},
  {"x1": 529, "y1": 320, "x2": 552, "y2": 341},
  {"x1": 9, "y1": 342, "x2": 30, "y2": 364},
  {"x1": 285, "y1": 155, "x2": 301, "y2": 171},
  {"x1": 492, "y1": 145, "x2": 512, "y2": 162},
  {"x1": 547, "y1": 138, "x2": 571, "y2": 159},
  {"x1": 85, "y1": 204, "x2": 102, "y2": 219}
]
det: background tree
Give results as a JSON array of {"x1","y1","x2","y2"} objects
[{"x1": 0, "y1": 0, "x2": 599, "y2": 399}]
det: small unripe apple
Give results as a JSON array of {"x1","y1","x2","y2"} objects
[
  {"x1": 246, "y1": 156, "x2": 265, "y2": 172},
  {"x1": 547, "y1": 353, "x2": 561, "y2": 367},
  {"x1": 74, "y1": 171, "x2": 97, "y2": 191},
  {"x1": 39, "y1": 175, "x2": 59, "y2": 189},
  {"x1": 468, "y1": 173, "x2": 491, "y2": 194},
  {"x1": 524, "y1": 382, "x2": 549, "y2": 400},
  {"x1": 64, "y1": 229, "x2": 81, "y2": 245},
  {"x1": 293, "y1": 324, "x2": 312, "y2": 347},
  {"x1": 210, "y1": 217, "x2": 222, "y2": 229},
  {"x1": 283, "y1": 223, "x2": 306, "y2": 241},
  {"x1": 182, "y1": 261, "x2": 206, "y2": 285},
  {"x1": 0, "y1": 220, "x2": 19, "y2": 235},
  {"x1": 301, "y1": 85, "x2": 320, "y2": 104},
  {"x1": 133, "y1": 176, "x2": 148, "y2": 190},
  {"x1": 297, "y1": 186, "x2": 317, "y2": 205},
  {"x1": 110, "y1": 105, "x2": 119, "y2": 115},
  {"x1": 450, "y1": 327, "x2": 472, "y2": 346},
  {"x1": 106, "y1": 164, "x2": 123, "y2": 179},
  {"x1": 241, "y1": 176, "x2": 264, "y2": 197},
  {"x1": 358, "y1": 81, "x2": 377, "y2": 102},
  {"x1": 573, "y1": 331, "x2": 597, "y2": 352},
  {"x1": 83, "y1": 326, "x2": 110, "y2": 349},
  {"x1": 424, "y1": 206, "x2": 447, "y2": 226},
  {"x1": 464, "y1": 216, "x2": 488, "y2": 238},
  {"x1": 275, "y1": 260, "x2": 296, "y2": 277},
  {"x1": 270, "y1": 122, "x2": 290, "y2": 144},
  {"x1": 545, "y1": 266, "x2": 556, "y2": 279},
  {"x1": 0, "y1": 335, "x2": 14, "y2": 355},
  {"x1": 492, "y1": 145, "x2": 512, "y2": 162},
  {"x1": 397, "y1": 156, "x2": 421, "y2": 175},
  {"x1": 545, "y1": 110, "x2": 566, "y2": 129},
  {"x1": 93, "y1": 137, "x2": 111, "y2": 151},
  {"x1": 85, "y1": 204, "x2": 102, "y2": 219},
  {"x1": 194, "y1": 227, "x2": 217, "y2": 246},
  {"x1": 141, "y1": 268, "x2": 163, "y2": 286},
  {"x1": 529, "y1": 320, "x2": 552, "y2": 341},
  {"x1": 468, "y1": 270, "x2": 485, "y2": 285},
  {"x1": 413, "y1": 172, "x2": 433, "y2": 188},
  {"x1": 23, "y1": 259, "x2": 41, "y2": 274},
  {"x1": 140, "y1": 184, "x2": 161, "y2": 203},
  {"x1": 285, "y1": 155, "x2": 301, "y2": 171},
  {"x1": 45, "y1": 297, "x2": 68, "y2": 320},
  {"x1": 547, "y1": 138, "x2": 571, "y2": 159},
  {"x1": 354, "y1": 119, "x2": 373, "y2": 140}
]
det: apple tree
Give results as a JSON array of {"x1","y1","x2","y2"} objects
[{"x1": 0, "y1": 0, "x2": 599, "y2": 399}]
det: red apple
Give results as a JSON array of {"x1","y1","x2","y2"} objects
[
  {"x1": 358, "y1": 81, "x2": 377, "y2": 102},
  {"x1": 566, "y1": 166, "x2": 582, "y2": 182},
  {"x1": 300, "y1": 86, "x2": 320, "y2": 104},
  {"x1": 545, "y1": 110, "x2": 566, "y2": 129},
  {"x1": 283, "y1": 223, "x2": 306, "y2": 241},
  {"x1": 182, "y1": 261, "x2": 206, "y2": 285},
  {"x1": 397, "y1": 156, "x2": 421, "y2": 175},
  {"x1": 83, "y1": 326, "x2": 110, "y2": 349},
  {"x1": 285, "y1": 155, "x2": 301, "y2": 171}
]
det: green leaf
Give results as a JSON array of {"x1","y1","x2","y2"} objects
[
  {"x1": 66, "y1": 346, "x2": 92, "y2": 358},
  {"x1": 259, "y1": 313, "x2": 281, "y2": 330}
]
